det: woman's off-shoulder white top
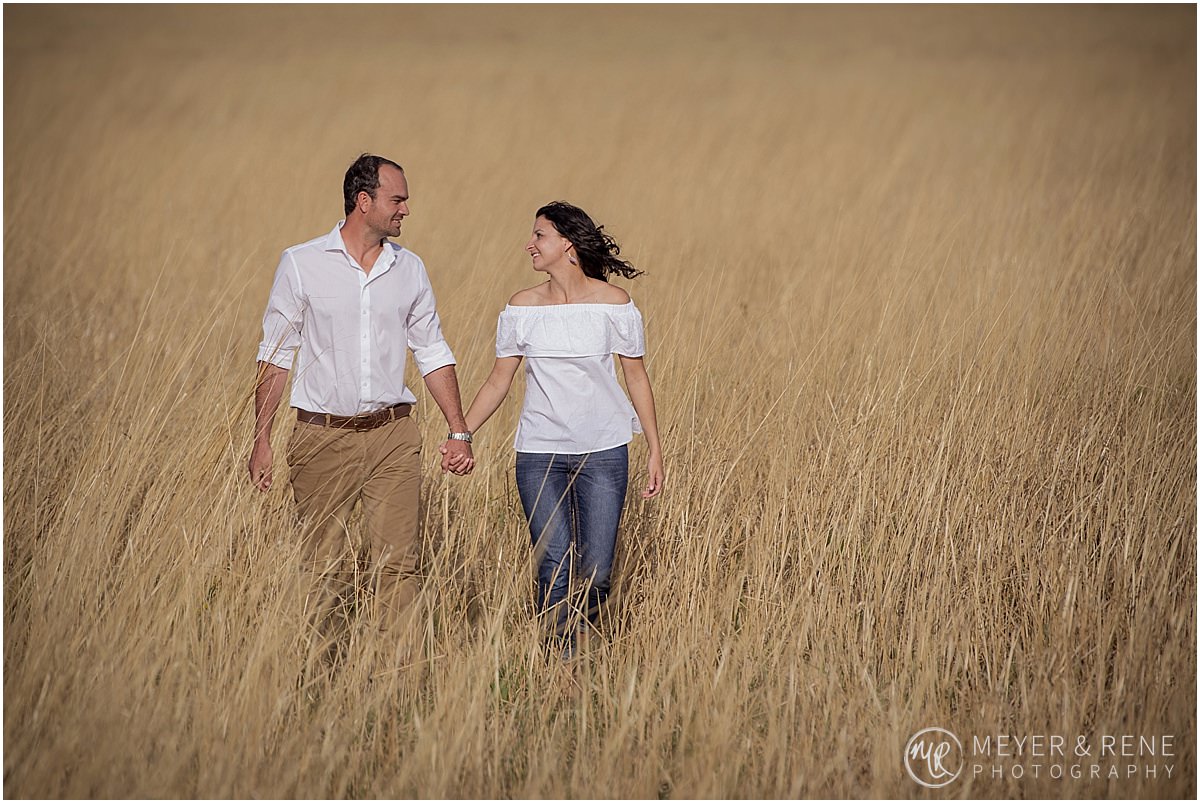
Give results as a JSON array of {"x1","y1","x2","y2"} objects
[{"x1": 495, "y1": 301, "x2": 645, "y2": 454}]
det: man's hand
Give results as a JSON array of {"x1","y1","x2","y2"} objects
[
  {"x1": 438, "y1": 440, "x2": 475, "y2": 475},
  {"x1": 248, "y1": 439, "x2": 274, "y2": 491}
]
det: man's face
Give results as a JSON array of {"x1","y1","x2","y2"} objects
[{"x1": 363, "y1": 165, "x2": 410, "y2": 238}]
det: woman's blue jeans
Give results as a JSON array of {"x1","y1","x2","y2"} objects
[{"x1": 515, "y1": 444, "x2": 629, "y2": 643}]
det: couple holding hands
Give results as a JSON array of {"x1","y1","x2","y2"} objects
[{"x1": 250, "y1": 154, "x2": 663, "y2": 656}]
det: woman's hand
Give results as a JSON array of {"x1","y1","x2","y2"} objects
[
  {"x1": 642, "y1": 452, "x2": 665, "y2": 498},
  {"x1": 439, "y1": 440, "x2": 475, "y2": 475}
]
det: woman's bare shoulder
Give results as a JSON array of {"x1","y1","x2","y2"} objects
[
  {"x1": 595, "y1": 282, "x2": 631, "y2": 304},
  {"x1": 508, "y1": 284, "x2": 549, "y2": 307}
]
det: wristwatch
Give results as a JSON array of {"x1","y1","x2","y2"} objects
[{"x1": 447, "y1": 431, "x2": 473, "y2": 444}]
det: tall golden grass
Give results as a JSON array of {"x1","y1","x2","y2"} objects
[{"x1": 3, "y1": 5, "x2": 1195, "y2": 798}]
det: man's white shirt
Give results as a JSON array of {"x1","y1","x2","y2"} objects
[{"x1": 257, "y1": 221, "x2": 456, "y2": 416}]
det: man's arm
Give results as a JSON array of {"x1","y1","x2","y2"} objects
[
  {"x1": 249, "y1": 361, "x2": 289, "y2": 491},
  {"x1": 250, "y1": 250, "x2": 303, "y2": 491},
  {"x1": 423, "y1": 365, "x2": 474, "y2": 475},
  {"x1": 404, "y1": 258, "x2": 473, "y2": 475}
]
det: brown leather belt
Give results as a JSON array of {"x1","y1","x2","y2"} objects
[{"x1": 295, "y1": 403, "x2": 412, "y2": 431}]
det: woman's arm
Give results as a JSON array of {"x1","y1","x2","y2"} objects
[
  {"x1": 465, "y1": 356, "x2": 522, "y2": 434},
  {"x1": 618, "y1": 354, "x2": 665, "y2": 498}
]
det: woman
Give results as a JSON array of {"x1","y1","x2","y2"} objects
[{"x1": 447, "y1": 201, "x2": 664, "y2": 653}]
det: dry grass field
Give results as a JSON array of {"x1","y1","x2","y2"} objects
[{"x1": 3, "y1": 4, "x2": 1195, "y2": 798}]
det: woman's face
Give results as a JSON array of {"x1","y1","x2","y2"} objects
[{"x1": 525, "y1": 216, "x2": 573, "y2": 272}]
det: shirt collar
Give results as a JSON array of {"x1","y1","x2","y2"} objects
[
  {"x1": 324, "y1": 220, "x2": 350, "y2": 255},
  {"x1": 324, "y1": 220, "x2": 399, "y2": 271}
]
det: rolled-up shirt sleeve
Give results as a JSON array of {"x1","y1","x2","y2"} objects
[
  {"x1": 256, "y1": 251, "x2": 304, "y2": 370},
  {"x1": 406, "y1": 259, "x2": 456, "y2": 376}
]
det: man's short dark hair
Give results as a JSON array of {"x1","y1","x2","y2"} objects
[{"x1": 343, "y1": 154, "x2": 404, "y2": 215}]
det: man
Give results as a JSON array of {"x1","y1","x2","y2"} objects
[{"x1": 249, "y1": 153, "x2": 474, "y2": 633}]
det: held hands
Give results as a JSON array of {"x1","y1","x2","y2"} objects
[
  {"x1": 439, "y1": 439, "x2": 475, "y2": 475},
  {"x1": 643, "y1": 452, "x2": 665, "y2": 499}
]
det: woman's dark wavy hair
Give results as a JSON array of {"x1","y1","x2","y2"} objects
[{"x1": 536, "y1": 201, "x2": 642, "y2": 281}]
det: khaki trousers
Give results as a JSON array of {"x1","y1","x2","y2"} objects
[{"x1": 286, "y1": 413, "x2": 422, "y2": 631}]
